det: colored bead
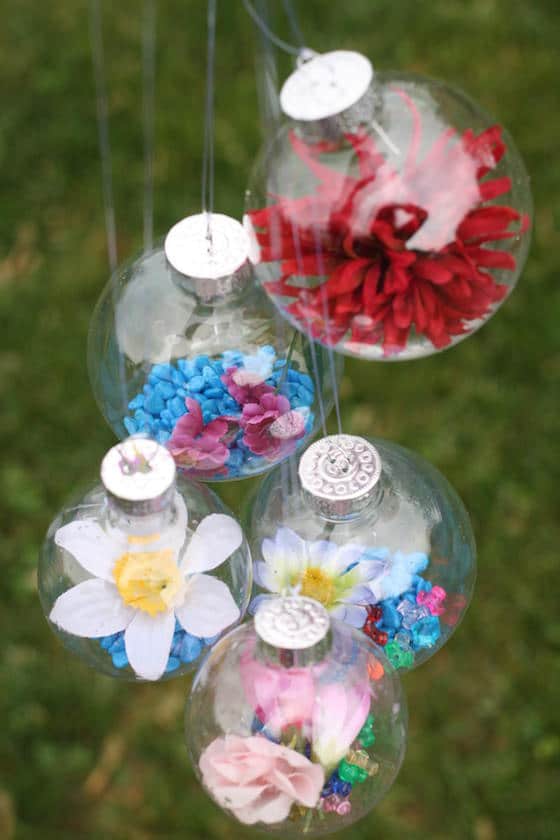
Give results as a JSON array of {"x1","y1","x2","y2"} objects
[{"x1": 336, "y1": 799, "x2": 352, "y2": 816}]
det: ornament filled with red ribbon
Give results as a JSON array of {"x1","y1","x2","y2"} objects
[{"x1": 245, "y1": 51, "x2": 532, "y2": 360}]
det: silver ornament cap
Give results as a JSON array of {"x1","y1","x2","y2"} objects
[
  {"x1": 280, "y1": 50, "x2": 377, "y2": 138},
  {"x1": 164, "y1": 212, "x2": 252, "y2": 301},
  {"x1": 101, "y1": 436, "x2": 176, "y2": 515},
  {"x1": 255, "y1": 596, "x2": 331, "y2": 667},
  {"x1": 298, "y1": 434, "x2": 382, "y2": 520}
]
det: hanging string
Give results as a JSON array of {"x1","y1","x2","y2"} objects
[
  {"x1": 88, "y1": 0, "x2": 130, "y2": 423},
  {"x1": 242, "y1": 0, "x2": 303, "y2": 56},
  {"x1": 89, "y1": 0, "x2": 118, "y2": 276},
  {"x1": 201, "y1": 0, "x2": 217, "y2": 244},
  {"x1": 281, "y1": 0, "x2": 305, "y2": 49},
  {"x1": 142, "y1": 0, "x2": 157, "y2": 251}
]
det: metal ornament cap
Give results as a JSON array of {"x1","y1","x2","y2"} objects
[
  {"x1": 280, "y1": 50, "x2": 376, "y2": 135},
  {"x1": 101, "y1": 436, "x2": 176, "y2": 514},
  {"x1": 164, "y1": 213, "x2": 252, "y2": 301},
  {"x1": 298, "y1": 434, "x2": 382, "y2": 520},
  {"x1": 255, "y1": 596, "x2": 332, "y2": 666}
]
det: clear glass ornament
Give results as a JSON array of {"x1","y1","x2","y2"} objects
[
  {"x1": 88, "y1": 213, "x2": 341, "y2": 481},
  {"x1": 245, "y1": 434, "x2": 476, "y2": 670},
  {"x1": 245, "y1": 51, "x2": 532, "y2": 360},
  {"x1": 38, "y1": 437, "x2": 252, "y2": 681},
  {"x1": 186, "y1": 595, "x2": 407, "y2": 834}
]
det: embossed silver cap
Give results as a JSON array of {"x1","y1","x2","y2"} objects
[
  {"x1": 298, "y1": 434, "x2": 382, "y2": 520},
  {"x1": 101, "y1": 436, "x2": 176, "y2": 516},
  {"x1": 255, "y1": 596, "x2": 331, "y2": 667},
  {"x1": 164, "y1": 213, "x2": 253, "y2": 302},
  {"x1": 280, "y1": 50, "x2": 379, "y2": 140}
]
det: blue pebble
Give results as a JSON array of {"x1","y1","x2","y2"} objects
[
  {"x1": 123, "y1": 417, "x2": 138, "y2": 435},
  {"x1": 100, "y1": 634, "x2": 118, "y2": 650},
  {"x1": 177, "y1": 359, "x2": 196, "y2": 378},
  {"x1": 128, "y1": 394, "x2": 145, "y2": 410},
  {"x1": 205, "y1": 387, "x2": 224, "y2": 399},
  {"x1": 381, "y1": 603, "x2": 402, "y2": 630},
  {"x1": 176, "y1": 388, "x2": 187, "y2": 398},
  {"x1": 171, "y1": 369, "x2": 186, "y2": 387},
  {"x1": 187, "y1": 375, "x2": 204, "y2": 392},
  {"x1": 155, "y1": 430, "x2": 171, "y2": 444},
  {"x1": 169, "y1": 397, "x2": 186, "y2": 418},
  {"x1": 112, "y1": 650, "x2": 129, "y2": 669},
  {"x1": 165, "y1": 656, "x2": 181, "y2": 673},
  {"x1": 180, "y1": 634, "x2": 202, "y2": 663},
  {"x1": 201, "y1": 399, "x2": 217, "y2": 415},
  {"x1": 203, "y1": 634, "x2": 220, "y2": 646},
  {"x1": 411, "y1": 616, "x2": 441, "y2": 649},
  {"x1": 109, "y1": 635, "x2": 125, "y2": 654},
  {"x1": 155, "y1": 381, "x2": 176, "y2": 400},
  {"x1": 144, "y1": 392, "x2": 165, "y2": 415},
  {"x1": 152, "y1": 363, "x2": 175, "y2": 381},
  {"x1": 195, "y1": 355, "x2": 211, "y2": 371}
]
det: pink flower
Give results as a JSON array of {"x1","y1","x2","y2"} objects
[
  {"x1": 312, "y1": 680, "x2": 371, "y2": 769},
  {"x1": 221, "y1": 366, "x2": 274, "y2": 406},
  {"x1": 240, "y1": 642, "x2": 316, "y2": 737},
  {"x1": 167, "y1": 398, "x2": 234, "y2": 476},
  {"x1": 199, "y1": 734, "x2": 324, "y2": 825},
  {"x1": 240, "y1": 393, "x2": 306, "y2": 459}
]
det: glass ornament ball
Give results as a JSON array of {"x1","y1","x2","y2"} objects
[
  {"x1": 185, "y1": 595, "x2": 407, "y2": 834},
  {"x1": 244, "y1": 50, "x2": 532, "y2": 360},
  {"x1": 245, "y1": 434, "x2": 476, "y2": 671},
  {"x1": 88, "y1": 213, "x2": 342, "y2": 482},
  {"x1": 38, "y1": 437, "x2": 252, "y2": 681}
]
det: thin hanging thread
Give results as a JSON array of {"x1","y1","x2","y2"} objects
[
  {"x1": 142, "y1": 0, "x2": 157, "y2": 251},
  {"x1": 88, "y1": 0, "x2": 129, "y2": 421},
  {"x1": 242, "y1": 0, "x2": 303, "y2": 56},
  {"x1": 201, "y1": 0, "x2": 217, "y2": 244},
  {"x1": 89, "y1": 0, "x2": 118, "y2": 275}
]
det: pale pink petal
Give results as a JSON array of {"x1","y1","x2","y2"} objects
[
  {"x1": 54, "y1": 521, "x2": 117, "y2": 581},
  {"x1": 312, "y1": 681, "x2": 371, "y2": 768},
  {"x1": 235, "y1": 790, "x2": 293, "y2": 825},
  {"x1": 124, "y1": 609, "x2": 175, "y2": 680},
  {"x1": 271, "y1": 766, "x2": 324, "y2": 808},
  {"x1": 176, "y1": 574, "x2": 240, "y2": 636},
  {"x1": 182, "y1": 514, "x2": 243, "y2": 574},
  {"x1": 211, "y1": 783, "x2": 267, "y2": 809},
  {"x1": 50, "y1": 579, "x2": 134, "y2": 637}
]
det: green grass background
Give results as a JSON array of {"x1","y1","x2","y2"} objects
[{"x1": 0, "y1": 0, "x2": 559, "y2": 837}]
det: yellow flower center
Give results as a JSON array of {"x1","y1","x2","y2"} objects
[
  {"x1": 113, "y1": 550, "x2": 185, "y2": 616},
  {"x1": 297, "y1": 567, "x2": 335, "y2": 607}
]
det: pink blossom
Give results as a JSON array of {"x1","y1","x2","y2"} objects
[
  {"x1": 221, "y1": 366, "x2": 274, "y2": 405},
  {"x1": 240, "y1": 393, "x2": 306, "y2": 459},
  {"x1": 167, "y1": 398, "x2": 233, "y2": 476},
  {"x1": 312, "y1": 680, "x2": 371, "y2": 769},
  {"x1": 199, "y1": 734, "x2": 324, "y2": 825},
  {"x1": 240, "y1": 641, "x2": 316, "y2": 737}
]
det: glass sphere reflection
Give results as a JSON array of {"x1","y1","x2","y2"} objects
[
  {"x1": 245, "y1": 434, "x2": 476, "y2": 670},
  {"x1": 185, "y1": 596, "x2": 407, "y2": 834},
  {"x1": 88, "y1": 216, "x2": 342, "y2": 482},
  {"x1": 38, "y1": 440, "x2": 252, "y2": 680},
  {"x1": 245, "y1": 65, "x2": 532, "y2": 360}
]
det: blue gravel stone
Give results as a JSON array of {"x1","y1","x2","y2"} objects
[
  {"x1": 205, "y1": 387, "x2": 224, "y2": 399},
  {"x1": 165, "y1": 656, "x2": 181, "y2": 673},
  {"x1": 187, "y1": 375, "x2": 204, "y2": 392},
  {"x1": 109, "y1": 635, "x2": 125, "y2": 654},
  {"x1": 123, "y1": 417, "x2": 138, "y2": 435},
  {"x1": 128, "y1": 394, "x2": 145, "y2": 410},
  {"x1": 195, "y1": 355, "x2": 211, "y2": 371},
  {"x1": 144, "y1": 392, "x2": 165, "y2": 415},
  {"x1": 152, "y1": 363, "x2": 174, "y2": 381},
  {"x1": 180, "y1": 634, "x2": 202, "y2": 663},
  {"x1": 171, "y1": 369, "x2": 186, "y2": 387},
  {"x1": 100, "y1": 634, "x2": 118, "y2": 650},
  {"x1": 112, "y1": 650, "x2": 129, "y2": 669},
  {"x1": 155, "y1": 381, "x2": 176, "y2": 400},
  {"x1": 169, "y1": 397, "x2": 186, "y2": 418},
  {"x1": 155, "y1": 430, "x2": 171, "y2": 444}
]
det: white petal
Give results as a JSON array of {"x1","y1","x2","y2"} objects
[
  {"x1": 54, "y1": 520, "x2": 117, "y2": 581},
  {"x1": 176, "y1": 574, "x2": 240, "y2": 636},
  {"x1": 124, "y1": 609, "x2": 176, "y2": 681},
  {"x1": 182, "y1": 514, "x2": 242, "y2": 574},
  {"x1": 50, "y1": 579, "x2": 134, "y2": 637}
]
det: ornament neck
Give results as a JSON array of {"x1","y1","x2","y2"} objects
[{"x1": 255, "y1": 596, "x2": 332, "y2": 668}]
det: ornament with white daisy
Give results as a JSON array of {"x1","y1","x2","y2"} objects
[{"x1": 38, "y1": 437, "x2": 252, "y2": 681}]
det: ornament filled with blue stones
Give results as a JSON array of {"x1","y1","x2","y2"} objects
[
  {"x1": 88, "y1": 213, "x2": 341, "y2": 481},
  {"x1": 38, "y1": 437, "x2": 252, "y2": 681}
]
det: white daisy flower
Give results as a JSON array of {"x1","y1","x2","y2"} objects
[{"x1": 49, "y1": 496, "x2": 242, "y2": 681}]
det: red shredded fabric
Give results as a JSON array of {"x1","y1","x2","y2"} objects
[{"x1": 249, "y1": 90, "x2": 528, "y2": 355}]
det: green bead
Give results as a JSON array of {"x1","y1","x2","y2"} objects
[
  {"x1": 338, "y1": 759, "x2": 368, "y2": 784},
  {"x1": 359, "y1": 730, "x2": 376, "y2": 747}
]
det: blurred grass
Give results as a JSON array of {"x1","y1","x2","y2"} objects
[{"x1": 0, "y1": 0, "x2": 559, "y2": 838}]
